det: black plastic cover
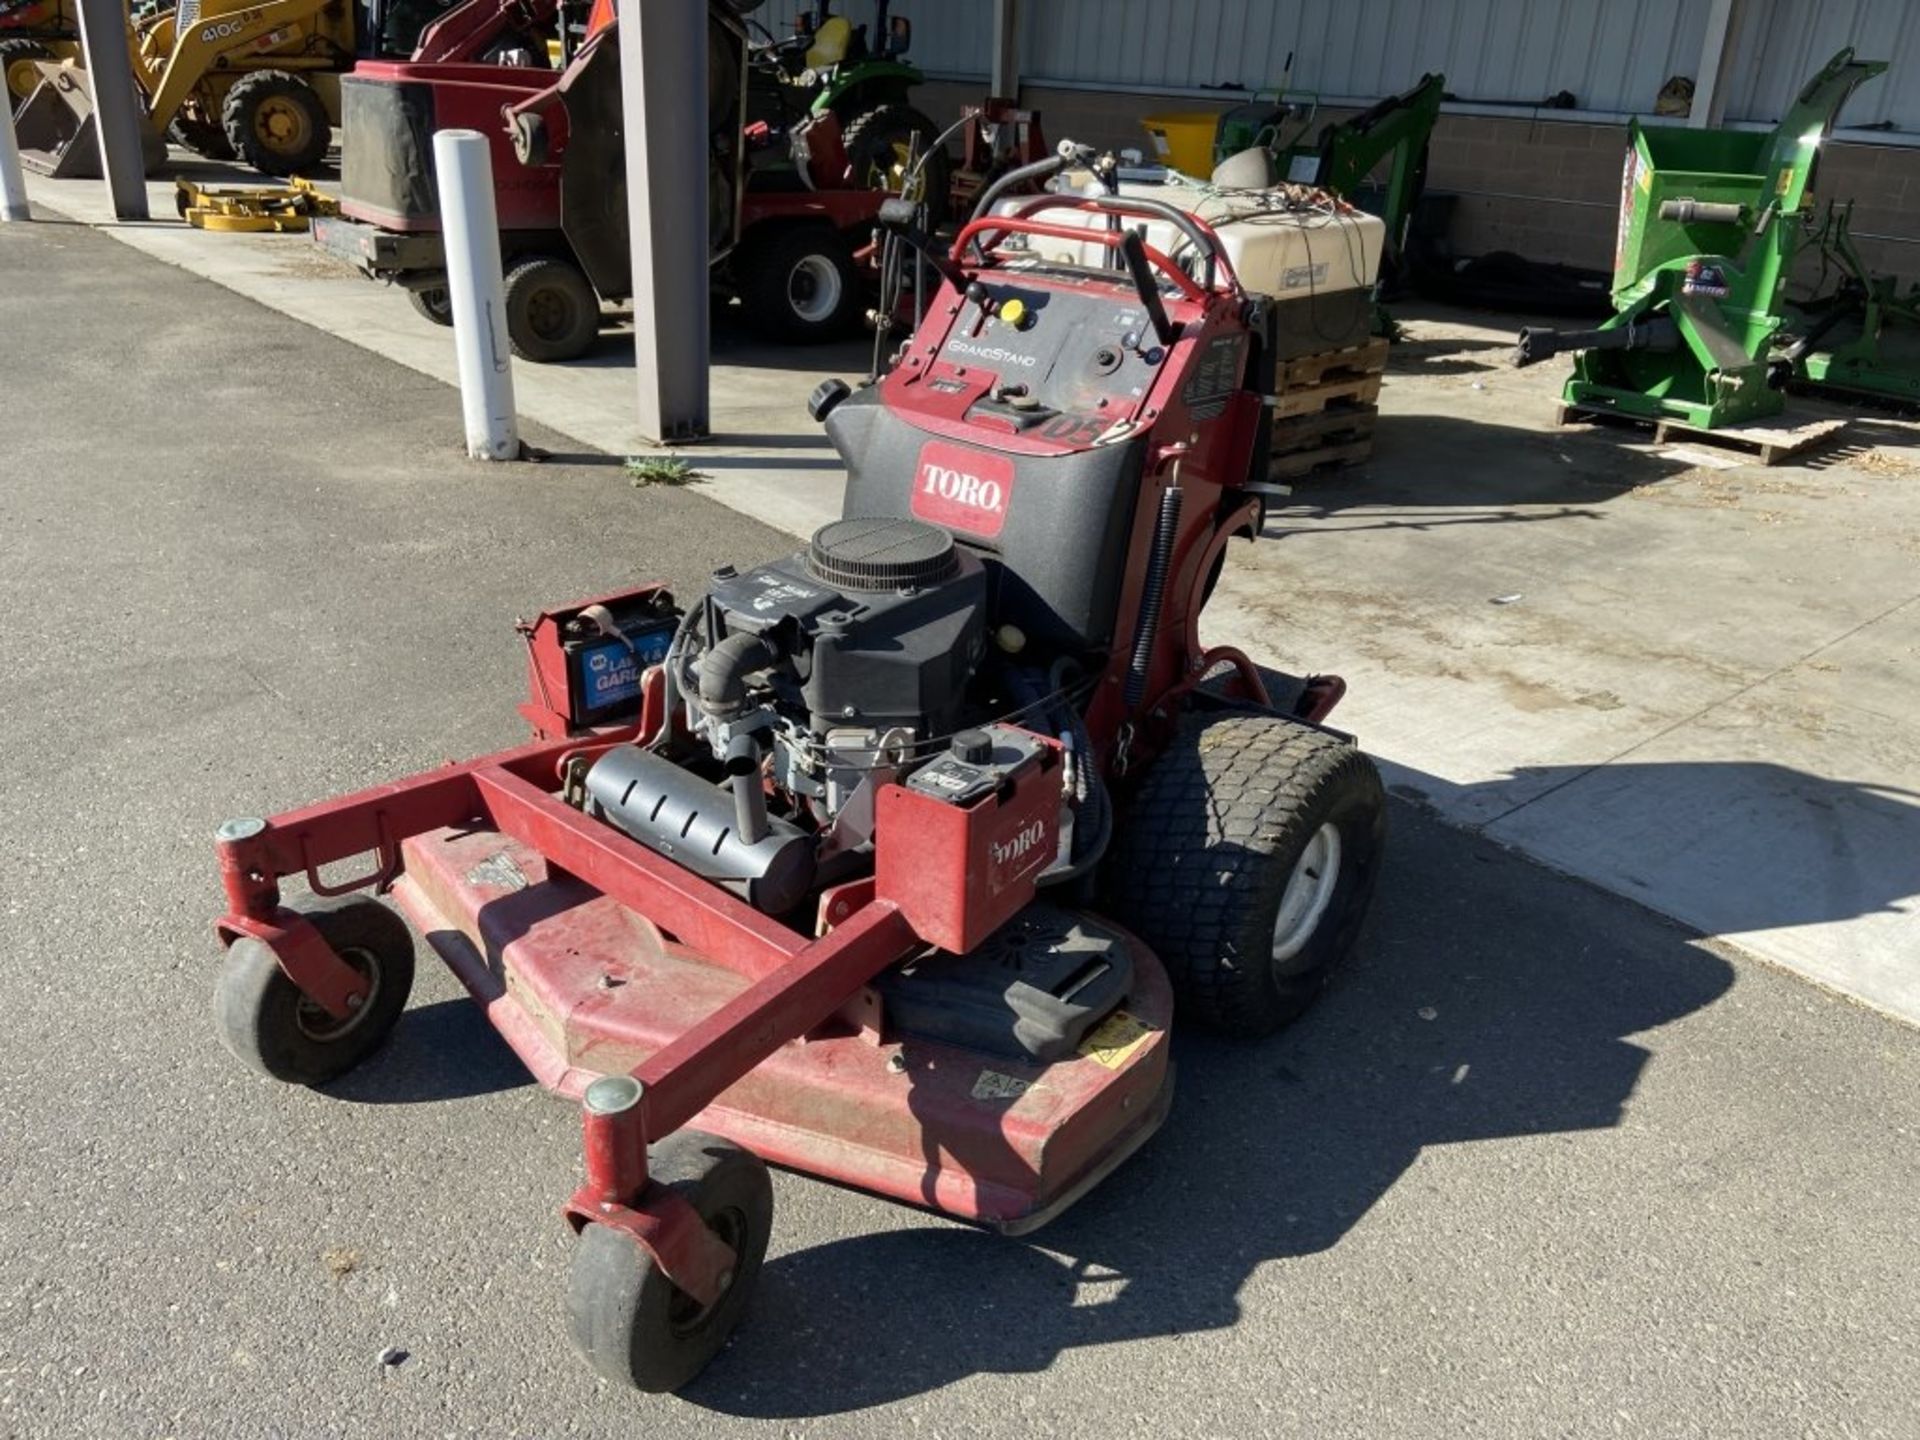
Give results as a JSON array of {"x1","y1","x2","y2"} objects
[
  {"x1": 341, "y1": 76, "x2": 438, "y2": 225},
  {"x1": 878, "y1": 905, "x2": 1135, "y2": 1062},
  {"x1": 827, "y1": 390, "x2": 1146, "y2": 653},
  {"x1": 706, "y1": 544, "x2": 987, "y2": 737}
]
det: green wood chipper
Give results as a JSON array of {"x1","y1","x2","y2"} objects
[{"x1": 1512, "y1": 49, "x2": 1887, "y2": 429}]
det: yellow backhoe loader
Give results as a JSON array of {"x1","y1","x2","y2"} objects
[{"x1": 16, "y1": 0, "x2": 360, "y2": 178}]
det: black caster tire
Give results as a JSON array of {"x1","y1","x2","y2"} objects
[
  {"x1": 213, "y1": 894, "x2": 416, "y2": 1085},
  {"x1": 567, "y1": 1130, "x2": 773, "y2": 1393},
  {"x1": 408, "y1": 286, "x2": 454, "y2": 327},
  {"x1": 1106, "y1": 711, "x2": 1387, "y2": 1037},
  {"x1": 502, "y1": 256, "x2": 600, "y2": 362}
]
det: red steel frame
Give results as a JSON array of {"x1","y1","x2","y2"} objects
[{"x1": 216, "y1": 729, "x2": 942, "y2": 1303}]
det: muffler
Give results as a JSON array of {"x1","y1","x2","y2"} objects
[
  {"x1": 584, "y1": 744, "x2": 817, "y2": 915},
  {"x1": 15, "y1": 64, "x2": 166, "y2": 179}
]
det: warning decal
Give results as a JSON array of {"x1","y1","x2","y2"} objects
[{"x1": 1078, "y1": 1011, "x2": 1155, "y2": 1069}]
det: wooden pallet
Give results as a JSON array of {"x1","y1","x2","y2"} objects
[
  {"x1": 1267, "y1": 402, "x2": 1376, "y2": 480},
  {"x1": 1277, "y1": 337, "x2": 1390, "y2": 389},
  {"x1": 1270, "y1": 373, "x2": 1383, "y2": 420},
  {"x1": 1555, "y1": 403, "x2": 1846, "y2": 466},
  {"x1": 1269, "y1": 437, "x2": 1374, "y2": 480},
  {"x1": 1271, "y1": 402, "x2": 1377, "y2": 454}
]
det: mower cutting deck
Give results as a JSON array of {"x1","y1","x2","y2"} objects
[{"x1": 210, "y1": 143, "x2": 1387, "y2": 1395}]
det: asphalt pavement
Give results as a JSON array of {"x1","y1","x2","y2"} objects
[{"x1": 2, "y1": 219, "x2": 1916, "y2": 1440}]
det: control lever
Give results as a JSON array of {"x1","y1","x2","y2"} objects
[
  {"x1": 1118, "y1": 229, "x2": 1177, "y2": 347},
  {"x1": 876, "y1": 197, "x2": 969, "y2": 291}
]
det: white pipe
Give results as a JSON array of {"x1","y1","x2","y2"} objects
[
  {"x1": 432, "y1": 129, "x2": 519, "y2": 461},
  {"x1": 0, "y1": 93, "x2": 29, "y2": 222}
]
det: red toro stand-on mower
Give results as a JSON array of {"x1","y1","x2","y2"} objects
[{"x1": 211, "y1": 143, "x2": 1387, "y2": 1393}]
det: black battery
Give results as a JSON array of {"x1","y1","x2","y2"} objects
[{"x1": 564, "y1": 611, "x2": 677, "y2": 727}]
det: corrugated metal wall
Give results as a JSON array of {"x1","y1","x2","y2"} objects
[
  {"x1": 752, "y1": 1, "x2": 1917, "y2": 133},
  {"x1": 1722, "y1": 0, "x2": 1920, "y2": 130},
  {"x1": 1019, "y1": 0, "x2": 1711, "y2": 113}
]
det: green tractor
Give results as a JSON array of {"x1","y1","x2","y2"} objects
[{"x1": 749, "y1": 0, "x2": 947, "y2": 215}]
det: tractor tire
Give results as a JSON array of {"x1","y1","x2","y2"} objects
[
  {"x1": 502, "y1": 257, "x2": 600, "y2": 362},
  {"x1": 212, "y1": 894, "x2": 417, "y2": 1086},
  {"x1": 736, "y1": 224, "x2": 861, "y2": 344},
  {"x1": 844, "y1": 103, "x2": 949, "y2": 224},
  {"x1": 1105, "y1": 711, "x2": 1386, "y2": 1037},
  {"x1": 408, "y1": 286, "x2": 454, "y2": 327},
  {"x1": 1, "y1": 39, "x2": 53, "y2": 113},
  {"x1": 166, "y1": 105, "x2": 235, "y2": 162},
  {"x1": 221, "y1": 70, "x2": 332, "y2": 178},
  {"x1": 567, "y1": 1130, "x2": 773, "y2": 1393}
]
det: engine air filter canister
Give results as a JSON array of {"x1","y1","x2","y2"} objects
[{"x1": 807, "y1": 517, "x2": 959, "y2": 592}]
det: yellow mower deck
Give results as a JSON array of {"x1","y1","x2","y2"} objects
[{"x1": 174, "y1": 176, "x2": 337, "y2": 233}]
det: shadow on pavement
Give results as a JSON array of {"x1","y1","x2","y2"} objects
[
  {"x1": 327, "y1": 998, "x2": 533, "y2": 1104},
  {"x1": 1432, "y1": 762, "x2": 1920, "y2": 938},
  {"x1": 1266, "y1": 412, "x2": 1698, "y2": 527},
  {"x1": 683, "y1": 804, "x2": 1737, "y2": 1417}
]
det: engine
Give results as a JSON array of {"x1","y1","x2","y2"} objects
[{"x1": 578, "y1": 516, "x2": 1117, "y2": 918}]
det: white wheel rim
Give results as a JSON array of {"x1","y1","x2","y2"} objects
[
  {"x1": 1271, "y1": 822, "x2": 1343, "y2": 963},
  {"x1": 787, "y1": 254, "x2": 843, "y2": 324}
]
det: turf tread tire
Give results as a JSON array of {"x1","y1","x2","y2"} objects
[
  {"x1": 735, "y1": 224, "x2": 861, "y2": 343},
  {"x1": 501, "y1": 256, "x2": 599, "y2": 362},
  {"x1": 1105, "y1": 712, "x2": 1385, "y2": 1036}
]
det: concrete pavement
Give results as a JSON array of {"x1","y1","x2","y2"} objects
[
  {"x1": 4, "y1": 203, "x2": 1919, "y2": 1440},
  {"x1": 18, "y1": 158, "x2": 1920, "y2": 1028}
]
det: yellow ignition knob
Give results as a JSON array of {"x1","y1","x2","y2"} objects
[{"x1": 999, "y1": 298, "x2": 1029, "y2": 329}]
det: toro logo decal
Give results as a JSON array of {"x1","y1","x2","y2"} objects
[
  {"x1": 988, "y1": 812, "x2": 1053, "y2": 892},
  {"x1": 911, "y1": 440, "x2": 1013, "y2": 540}
]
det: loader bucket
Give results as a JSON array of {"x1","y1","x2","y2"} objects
[{"x1": 15, "y1": 63, "x2": 164, "y2": 178}]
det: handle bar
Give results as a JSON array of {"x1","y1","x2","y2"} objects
[
  {"x1": 948, "y1": 214, "x2": 1212, "y2": 303},
  {"x1": 993, "y1": 193, "x2": 1235, "y2": 293}
]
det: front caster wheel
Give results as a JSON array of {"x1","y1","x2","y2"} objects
[
  {"x1": 567, "y1": 1130, "x2": 773, "y2": 1393},
  {"x1": 212, "y1": 895, "x2": 416, "y2": 1085}
]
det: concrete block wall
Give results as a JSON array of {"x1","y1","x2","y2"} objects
[{"x1": 918, "y1": 79, "x2": 1920, "y2": 283}]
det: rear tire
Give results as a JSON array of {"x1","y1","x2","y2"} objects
[
  {"x1": 213, "y1": 895, "x2": 416, "y2": 1085},
  {"x1": 221, "y1": 70, "x2": 332, "y2": 178},
  {"x1": 844, "y1": 103, "x2": 949, "y2": 224},
  {"x1": 1105, "y1": 712, "x2": 1386, "y2": 1036},
  {"x1": 0, "y1": 39, "x2": 53, "y2": 113},
  {"x1": 502, "y1": 256, "x2": 600, "y2": 361},
  {"x1": 567, "y1": 1131, "x2": 773, "y2": 1393},
  {"x1": 408, "y1": 286, "x2": 454, "y2": 327},
  {"x1": 736, "y1": 224, "x2": 861, "y2": 343}
]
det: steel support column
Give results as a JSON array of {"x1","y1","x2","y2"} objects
[
  {"x1": 1688, "y1": 0, "x2": 1747, "y2": 129},
  {"x1": 619, "y1": 0, "x2": 709, "y2": 442},
  {"x1": 74, "y1": 0, "x2": 149, "y2": 219},
  {"x1": 991, "y1": 0, "x2": 1020, "y2": 100}
]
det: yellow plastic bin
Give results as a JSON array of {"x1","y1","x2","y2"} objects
[{"x1": 1140, "y1": 111, "x2": 1218, "y2": 175}]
